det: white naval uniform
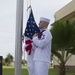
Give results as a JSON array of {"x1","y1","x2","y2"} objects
[
  {"x1": 27, "y1": 51, "x2": 35, "y2": 75},
  {"x1": 32, "y1": 29, "x2": 52, "y2": 75}
]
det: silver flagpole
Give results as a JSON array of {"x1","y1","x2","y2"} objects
[{"x1": 15, "y1": 0, "x2": 23, "y2": 75}]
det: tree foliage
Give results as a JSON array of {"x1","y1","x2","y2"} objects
[
  {"x1": 51, "y1": 21, "x2": 75, "y2": 49},
  {"x1": 5, "y1": 53, "x2": 13, "y2": 66},
  {"x1": 50, "y1": 20, "x2": 75, "y2": 75}
]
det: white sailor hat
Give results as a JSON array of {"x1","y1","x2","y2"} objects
[{"x1": 40, "y1": 17, "x2": 50, "y2": 23}]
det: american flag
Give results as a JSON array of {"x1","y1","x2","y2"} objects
[{"x1": 24, "y1": 8, "x2": 40, "y2": 55}]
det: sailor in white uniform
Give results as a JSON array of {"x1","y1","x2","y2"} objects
[{"x1": 32, "y1": 17, "x2": 52, "y2": 75}]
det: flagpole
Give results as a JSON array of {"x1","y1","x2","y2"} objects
[{"x1": 15, "y1": 0, "x2": 23, "y2": 75}]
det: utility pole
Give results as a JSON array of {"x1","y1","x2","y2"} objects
[{"x1": 15, "y1": 0, "x2": 23, "y2": 75}]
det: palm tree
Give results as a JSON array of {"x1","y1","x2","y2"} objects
[{"x1": 50, "y1": 21, "x2": 75, "y2": 75}]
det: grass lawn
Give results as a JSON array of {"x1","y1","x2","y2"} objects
[{"x1": 2, "y1": 66, "x2": 75, "y2": 75}]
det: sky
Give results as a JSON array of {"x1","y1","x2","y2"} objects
[{"x1": 0, "y1": 0, "x2": 72, "y2": 59}]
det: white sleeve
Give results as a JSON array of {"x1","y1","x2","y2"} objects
[
  {"x1": 32, "y1": 31, "x2": 52, "y2": 48},
  {"x1": 32, "y1": 42, "x2": 37, "y2": 50}
]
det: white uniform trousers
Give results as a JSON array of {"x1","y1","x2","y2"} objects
[
  {"x1": 27, "y1": 61, "x2": 35, "y2": 75},
  {"x1": 34, "y1": 61, "x2": 50, "y2": 75}
]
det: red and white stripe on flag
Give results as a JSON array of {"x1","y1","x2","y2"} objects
[{"x1": 25, "y1": 37, "x2": 32, "y2": 55}]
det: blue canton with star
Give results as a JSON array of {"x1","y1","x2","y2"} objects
[{"x1": 24, "y1": 9, "x2": 40, "y2": 39}]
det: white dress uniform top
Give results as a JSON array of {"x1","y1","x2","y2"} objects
[
  {"x1": 33, "y1": 29, "x2": 52, "y2": 63},
  {"x1": 33, "y1": 29, "x2": 52, "y2": 75}
]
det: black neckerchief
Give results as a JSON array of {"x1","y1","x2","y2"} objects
[
  {"x1": 38, "y1": 30, "x2": 45, "y2": 39},
  {"x1": 41, "y1": 30, "x2": 45, "y2": 33}
]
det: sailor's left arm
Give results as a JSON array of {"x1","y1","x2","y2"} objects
[{"x1": 32, "y1": 31, "x2": 52, "y2": 48}]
